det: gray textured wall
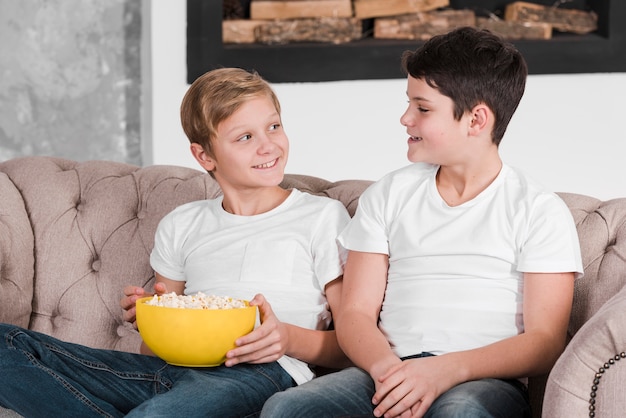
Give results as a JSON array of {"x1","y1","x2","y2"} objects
[{"x1": 0, "y1": 0, "x2": 142, "y2": 165}]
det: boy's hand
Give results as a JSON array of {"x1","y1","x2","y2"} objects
[
  {"x1": 223, "y1": 293, "x2": 288, "y2": 367},
  {"x1": 120, "y1": 282, "x2": 168, "y2": 328},
  {"x1": 372, "y1": 356, "x2": 458, "y2": 418}
]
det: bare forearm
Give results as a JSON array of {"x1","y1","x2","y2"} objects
[
  {"x1": 445, "y1": 330, "x2": 567, "y2": 383},
  {"x1": 337, "y1": 251, "x2": 396, "y2": 378},
  {"x1": 285, "y1": 324, "x2": 352, "y2": 369},
  {"x1": 337, "y1": 311, "x2": 399, "y2": 378}
]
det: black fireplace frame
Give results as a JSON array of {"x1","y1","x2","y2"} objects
[{"x1": 187, "y1": 0, "x2": 626, "y2": 83}]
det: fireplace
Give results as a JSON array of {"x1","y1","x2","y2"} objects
[{"x1": 187, "y1": 0, "x2": 626, "y2": 83}]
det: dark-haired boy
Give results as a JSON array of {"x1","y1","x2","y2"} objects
[{"x1": 261, "y1": 26, "x2": 583, "y2": 418}]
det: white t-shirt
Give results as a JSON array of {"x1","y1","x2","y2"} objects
[
  {"x1": 151, "y1": 189, "x2": 350, "y2": 384},
  {"x1": 338, "y1": 163, "x2": 583, "y2": 358}
]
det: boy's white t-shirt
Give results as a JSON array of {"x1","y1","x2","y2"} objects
[
  {"x1": 338, "y1": 162, "x2": 583, "y2": 358},
  {"x1": 150, "y1": 189, "x2": 350, "y2": 384}
]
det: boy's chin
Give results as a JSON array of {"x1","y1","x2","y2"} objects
[
  {"x1": 407, "y1": 152, "x2": 422, "y2": 163},
  {"x1": 407, "y1": 150, "x2": 434, "y2": 165},
  {"x1": 258, "y1": 173, "x2": 285, "y2": 187}
]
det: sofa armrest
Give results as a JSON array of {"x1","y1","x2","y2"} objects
[
  {"x1": 0, "y1": 172, "x2": 34, "y2": 328},
  {"x1": 543, "y1": 284, "x2": 626, "y2": 418}
]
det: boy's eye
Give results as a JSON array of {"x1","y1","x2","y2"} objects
[
  {"x1": 407, "y1": 100, "x2": 429, "y2": 113},
  {"x1": 237, "y1": 134, "x2": 252, "y2": 142},
  {"x1": 269, "y1": 123, "x2": 281, "y2": 131}
]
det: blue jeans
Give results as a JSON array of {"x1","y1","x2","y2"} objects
[
  {"x1": 261, "y1": 356, "x2": 531, "y2": 418},
  {"x1": 0, "y1": 324, "x2": 295, "y2": 418}
]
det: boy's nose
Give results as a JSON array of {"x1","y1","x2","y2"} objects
[
  {"x1": 400, "y1": 111, "x2": 411, "y2": 126},
  {"x1": 256, "y1": 134, "x2": 277, "y2": 152}
]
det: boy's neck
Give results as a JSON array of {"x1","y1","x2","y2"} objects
[
  {"x1": 436, "y1": 157, "x2": 503, "y2": 207},
  {"x1": 221, "y1": 186, "x2": 291, "y2": 216}
]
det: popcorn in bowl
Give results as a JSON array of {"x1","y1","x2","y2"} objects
[
  {"x1": 136, "y1": 291, "x2": 257, "y2": 367},
  {"x1": 145, "y1": 291, "x2": 248, "y2": 310}
]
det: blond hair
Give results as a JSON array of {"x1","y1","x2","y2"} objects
[{"x1": 180, "y1": 68, "x2": 281, "y2": 156}]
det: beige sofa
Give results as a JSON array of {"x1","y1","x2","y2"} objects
[{"x1": 0, "y1": 156, "x2": 624, "y2": 417}]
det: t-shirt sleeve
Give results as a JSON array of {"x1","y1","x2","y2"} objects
[
  {"x1": 312, "y1": 199, "x2": 351, "y2": 289},
  {"x1": 517, "y1": 193, "x2": 584, "y2": 278},
  {"x1": 337, "y1": 180, "x2": 390, "y2": 255},
  {"x1": 150, "y1": 210, "x2": 186, "y2": 281}
]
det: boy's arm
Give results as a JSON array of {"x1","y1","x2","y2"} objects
[
  {"x1": 372, "y1": 271, "x2": 575, "y2": 418},
  {"x1": 225, "y1": 277, "x2": 352, "y2": 369},
  {"x1": 281, "y1": 276, "x2": 353, "y2": 369},
  {"x1": 336, "y1": 251, "x2": 401, "y2": 381},
  {"x1": 447, "y1": 271, "x2": 575, "y2": 379}
]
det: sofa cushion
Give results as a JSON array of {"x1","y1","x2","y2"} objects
[
  {"x1": 0, "y1": 157, "x2": 374, "y2": 354},
  {"x1": 0, "y1": 157, "x2": 223, "y2": 352},
  {"x1": 0, "y1": 173, "x2": 34, "y2": 328},
  {"x1": 543, "y1": 283, "x2": 626, "y2": 417},
  {"x1": 280, "y1": 174, "x2": 371, "y2": 217},
  {"x1": 557, "y1": 193, "x2": 626, "y2": 337}
]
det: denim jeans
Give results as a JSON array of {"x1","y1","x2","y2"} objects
[
  {"x1": 261, "y1": 355, "x2": 531, "y2": 418},
  {"x1": 0, "y1": 324, "x2": 295, "y2": 418}
]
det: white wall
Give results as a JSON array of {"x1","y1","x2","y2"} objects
[{"x1": 150, "y1": 1, "x2": 626, "y2": 201}]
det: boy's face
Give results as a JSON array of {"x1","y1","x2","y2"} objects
[
  {"x1": 193, "y1": 96, "x2": 289, "y2": 191},
  {"x1": 401, "y1": 76, "x2": 473, "y2": 165}
]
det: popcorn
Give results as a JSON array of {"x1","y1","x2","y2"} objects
[{"x1": 145, "y1": 292, "x2": 247, "y2": 309}]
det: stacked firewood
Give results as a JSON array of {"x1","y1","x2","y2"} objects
[
  {"x1": 222, "y1": 1, "x2": 598, "y2": 44},
  {"x1": 223, "y1": 0, "x2": 361, "y2": 44}
]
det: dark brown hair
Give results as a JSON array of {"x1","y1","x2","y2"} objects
[{"x1": 402, "y1": 27, "x2": 528, "y2": 146}]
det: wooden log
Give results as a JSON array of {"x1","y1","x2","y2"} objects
[
  {"x1": 354, "y1": 0, "x2": 450, "y2": 20},
  {"x1": 476, "y1": 17, "x2": 552, "y2": 40},
  {"x1": 250, "y1": 0, "x2": 353, "y2": 20},
  {"x1": 223, "y1": 20, "x2": 265, "y2": 44},
  {"x1": 254, "y1": 17, "x2": 362, "y2": 44},
  {"x1": 374, "y1": 9, "x2": 474, "y2": 40},
  {"x1": 504, "y1": 1, "x2": 597, "y2": 34}
]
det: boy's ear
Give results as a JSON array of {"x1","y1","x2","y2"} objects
[
  {"x1": 468, "y1": 104, "x2": 490, "y2": 135},
  {"x1": 190, "y1": 143, "x2": 216, "y2": 172}
]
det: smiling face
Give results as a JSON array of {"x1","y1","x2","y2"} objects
[
  {"x1": 401, "y1": 75, "x2": 473, "y2": 166},
  {"x1": 191, "y1": 95, "x2": 289, "y2": 194}
]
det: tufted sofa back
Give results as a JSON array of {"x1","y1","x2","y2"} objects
[
  {"x1": 0, "y1": 157, "x2": 220, "y2": 352},
  {"x1": 0, "y1": 156, "x2": 371, "y2": 353},
  {"x1": 557, "y1": 192, "x2": 626, "y2": 339},
  {"x1": 1, "y1": 157, "x2": 625, "y2": 352},
  {"x1": 1, "y1": 156, "x2": 626, "y2": 417}
]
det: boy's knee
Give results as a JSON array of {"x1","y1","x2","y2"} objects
[
  {"x1": 260, "y1": 390, "x2": 308, "y2": 418},
  {"x1": 426, "y1": 379, "x2": 529, "y2": 418},
  {"x1": 427, "y1": 397, "x2": 489, "y2": 418}
]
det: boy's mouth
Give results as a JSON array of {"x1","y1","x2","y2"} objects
[
  {"x1": 253, "y1": 158, "x2": 278, "y2": 169},
  {"x1": 409, "y1": 136, "x2": 423, "y2": 142}
]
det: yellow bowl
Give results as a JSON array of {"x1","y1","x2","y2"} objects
[{"x1": 135, "y1": 296, "x2": 257, "y2": 367}]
